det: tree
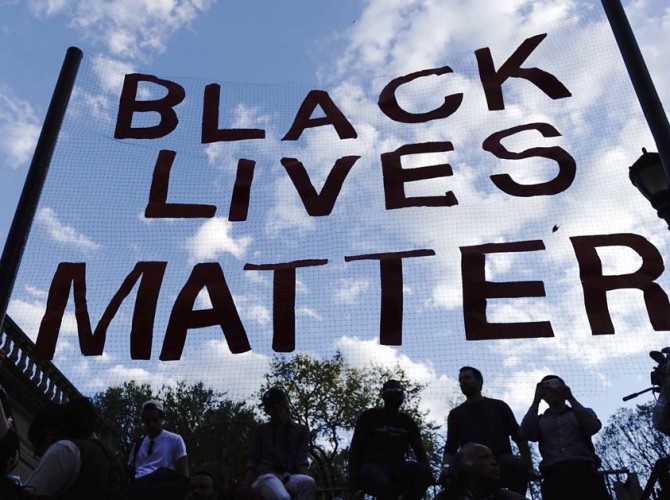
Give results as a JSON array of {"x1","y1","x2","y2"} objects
[
  {"x1": 93, "y1": 380, "x2": 258, "y2": 480},
  {"x1": 258, "y1": 351, "x2": 444, "y2": 489},
  {"x1": 595, "y1": 401, "x2": 670, "y2": 486}
]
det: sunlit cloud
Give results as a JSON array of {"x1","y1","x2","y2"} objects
[
  {"x1": 185, "y1": 217, "x2": 252, "y2": 262},
  {"x1": 36, "y1": 207, "x2": 101, "y2": 251},
  {"x1": 27, "y1": 0, "x2": 216, "y2": 61},
  {"x1": 0, "y1": 81, "x2": 41, "y2": 169}
]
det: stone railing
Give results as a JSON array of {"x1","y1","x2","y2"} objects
[{"x1": 0, "y1": 315, "x2": 81, "y2": 404}]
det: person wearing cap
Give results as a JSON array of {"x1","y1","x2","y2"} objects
[
  {"x1": 123, "y1": 399, "x2": 189, "y2": 500},
  {"x1": 518, "y1": 375, "x2": 608, "y2": 500},
  {"x1": 443, "y1": 367, "x2": 532, "y2": 496},
  {"x1": 244, "y1": 387, "x2": 315, "y2": 500},
  {"x1": 348, "y1": 379, "x2": 433, "y2": 500}
]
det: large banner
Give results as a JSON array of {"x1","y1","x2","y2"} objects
[{"x1": 7, "y1": 10, "x2": 669, "y2": 417}]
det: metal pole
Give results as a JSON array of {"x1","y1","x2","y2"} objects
[
  {"x1": 601, "y1": 0, "x2": 670, "y2": 180},
  {"x1": 0, "y1": 47, "x2": 83, "y2": 332}
]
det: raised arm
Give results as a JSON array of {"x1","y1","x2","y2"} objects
[
  {"x1": 565, "y1": 386, "x2": 601, "y2": 435},
  {"x1": 519, "y1": 383, "x2": 543, "y2": 442}
]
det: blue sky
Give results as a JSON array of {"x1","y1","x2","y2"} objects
[{"x1": 3, "y1": 0, "x2": 670, "y2": 438}]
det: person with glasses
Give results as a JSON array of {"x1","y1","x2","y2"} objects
[
  {"x1": 123, "y1": 399, "x2": 189, "y2": 500},
  {"x1": 518, "y1": 375, "x2": 609, "y2": 500},
  {"x1": 348, "y1": 379, "x2": 433, "y2": 500}
]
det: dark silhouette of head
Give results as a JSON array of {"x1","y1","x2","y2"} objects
[
  {"x1": 453, "y1": 443, "x2": 500, "y2": 492},
  {"x1": 381, "y1": 379, "x2": 405, "y2": 410},
  {"x1": 28, "y1": 397, "x2": 98, "y2": 458},
  {"x1": 261, "y1": 387, "x2": 290, "y2": 424},
  {"x1": 458, "y1": 366, "x2": 484, "y2": 397}
]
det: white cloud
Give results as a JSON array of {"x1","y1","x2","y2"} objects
[
  {"x1": 36, "y1": 207, "x2": 101, "y2": 251},
  {"x1": 335, "y1": 278, "x2": 370, "y2": 304},
  {"x1": 185, "y1": 217, "x2": 252, "y2": 262},
  {"x1": 91, "y1": 54, "x2": 135, "y2": 94},
  {"x1": 250, "y1": 305, "x2": 271, "y2": 326},
  {"x1": 25, "y1": 284, "x2": 48, "y2": 299},
  {"x1": 297, "y1": 307, "x2": 323, "y2": 321},
  {"x1": 27, "y1": 0, "x2": 216, "y2": 61},
  {"x1": 337, "y1": 336, "x2": 459, "y2": 426},
  {"x1": 264, "y1": 177, "x2": 316, "y2": 238},
  {"x1": 75, "y1": 341, "x2": 272, "y2": 399},
  {"x1": 7, "y1": 297, "x2": 77, "y2": 342},
  {"x1": 0, "y1": 82, "x2": 41, "y2": 169},
  {"x1": 104, "y1": 364, "x2": 165, "y2": 386}
]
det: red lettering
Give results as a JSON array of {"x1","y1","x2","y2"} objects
[
  {"x1": 34, "y1": 262, "x2": 167, "y2": 360},
  {"x1": 114, "y1": 74, "x2": 185, "y2": 139},
  {"x1": 378, "y1": 66, "x2": 463, "y2": 123},
  {"x1": 571, "y1": 233, "x2": 670, "y2": 334},
  {"x1": 461, "y1": 240, "x2": 553, "y2": 340},
  {"x1": 475, "y1": 34, "x2": 572, "y2": 111}
]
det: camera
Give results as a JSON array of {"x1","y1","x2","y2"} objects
[
  {"x1": 540, "y1": 378, "x2": 564, "y2": 390},
  {"x1": 650, "y1": 349, "x2": 670, "y2": 387},
  {"x1": 622, "y1": 348, "x2": 670, "y2": 436},
  {"x1": 622, "y1": 348, "x2": 670, "y2": 403}
]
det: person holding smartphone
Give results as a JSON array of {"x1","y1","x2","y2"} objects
[{"x1": 519, "y1": 375, "x2": 609, "y2": 500}]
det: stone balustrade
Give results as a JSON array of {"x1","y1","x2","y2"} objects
[{"x1": 0, "y1": 315, "x2": 81, "y2": 404}]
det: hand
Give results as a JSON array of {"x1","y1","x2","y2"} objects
[
  {"x1": 533, "y1": 383, "x2": 545, "y2": 405},
  {"x1": 563, "y1": 385, "x2": 574, "y2": 402}
]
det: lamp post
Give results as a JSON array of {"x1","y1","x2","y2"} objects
[
  {"x1": 601, "y1": 0, "x2": 670, "y2": 225},
  {"x1": 629, "y1": 149, "x2": 670, "y2": 228},
  {"x1": 601, "y1": 0, "x2": 670, "y2": 181}
]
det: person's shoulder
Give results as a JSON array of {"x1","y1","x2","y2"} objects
[
  {"x1": 449, "y1": 401, "x2": 468, "y2": 414},
  {"x1": 290, "y1": 421, "x2": 309, "y2": 432},
  {"x1": 53, "y1": 439, "x2": 79, "y2": 451},
  {"x1": 485, "y1": 397, "x2": 513, "y2": 410},
  {"x1": 398, "y1": 411, "x2": 419, "y2": 424},
  {"x1": 359, "y1": 407, "x2": 382, "y2": 419},
  {"x1": 499, "y1": 488, "x2": 527, "y2": 499},
  {"x1": 161, "y1": 429, "x2": 185, "y2": 441},
  {"x1": 254, "y1": 422, "x2": 273, "y2": 433},
  {"x1": 44, "y1": 440, "x2": 80, "y2": 461}
]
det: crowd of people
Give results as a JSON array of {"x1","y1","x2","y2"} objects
[{"x1": 0, "y1": 365, "x2": 613, "y2": 500}]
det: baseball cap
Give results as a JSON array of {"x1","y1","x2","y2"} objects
[
  {"x1": 261, "y1": 388, "x2": 287, "y2": 407},
  {"x1": 381, "y1": 380, "x2": 404, "y2": 394},
  {"x1": 141, "y1": 399, "x2": 164, "y2": 414}
]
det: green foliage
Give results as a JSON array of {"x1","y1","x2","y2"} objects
[
  {"x1": 259, "y1": 351, "x2": 444, "y2": 488},
  {"x1": 93, "y1": 380, "x2": 153, "y2": 459},
  {"x1": 93, "y1": 380, "x2": 258, "y2": 480},
  {"x1": 92, "y1": 353, "x2": 447, "y2": 489},
  {"x1": 595, "y1": 401, "x2": 670, "y2": 484}
]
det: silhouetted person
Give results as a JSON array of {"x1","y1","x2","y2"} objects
[
  {"x1": 187, "y1": 471, "x2": 219, "y2": 500},
  {"x1": 349, "y1": 379, "x2": 433, "y2": 500},
  {"x1": 244, "y1": 388, "x2": 315, "y2": 500},
  {"x1": 519, "y1": 375, "x2": 609, "y2": 500},
  {"x1": 22, "y1": 396, "x2": 123, "y2": 499},
  {"x1": 441, "y1": 443, "x2": 527, "y2": 500},
  {"x1": 444, "y1": 367, "x2": 532, "y2": 496},
  {"x1": 0, "y1": 357, "x2": 21, "y2": 500},
  {"x1": 123, "y1": 399, "x2": 189, "y2": 500}
]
